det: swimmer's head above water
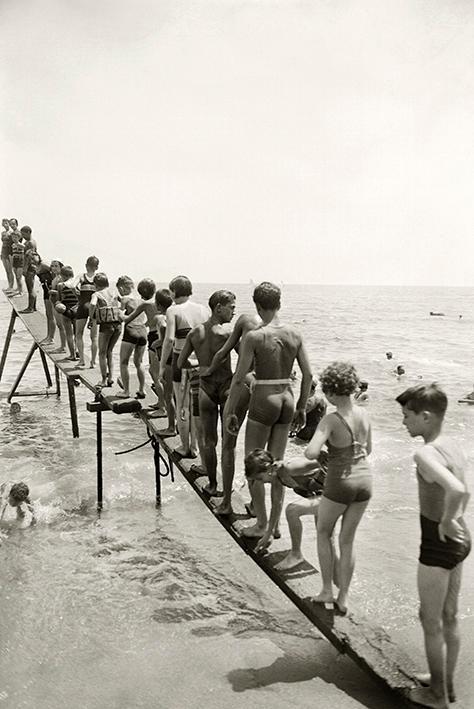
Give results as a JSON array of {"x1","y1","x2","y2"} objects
[
  {"x1": 8, "y1": 482, "x2": 30, "y2": 507},
  {"x1": 386, "y1": 352, "x2": 393, "y2": 360}
]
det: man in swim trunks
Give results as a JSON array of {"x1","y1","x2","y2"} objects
[
  {"x1": 397, "y1": 384, "x2": 471, "y2": 709},
  {"x1": 177, "y1": 290, "x2": 236, "y2": 495},
  {"x1": 159, "y1": 276, "x2": 208, "y2": 458},
  {"x1": 225, "y1": 282, "x2": 313, "y2": 538}
]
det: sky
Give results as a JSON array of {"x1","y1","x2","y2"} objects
[{"x1": 1, "y1": 0, "x2": 473, "y2": 286}]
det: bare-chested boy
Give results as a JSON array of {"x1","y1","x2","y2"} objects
[
  {"x1": 225, "y1": 281, "x2": 313, "y2": 539},
  {"x1": 159, "y1": 276, "x2": 208, "y2": 457},
  {"x1": 121, "y1": 278, "x2": 165, "y2": 416},
  {"x1": 177, "y1": 290, "x2": 236, "y2": 495},
  {"x1": 200, "y1": 311, "x2": 261, "y2": 514}
]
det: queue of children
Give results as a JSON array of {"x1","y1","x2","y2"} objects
[{"x1": 2, "y1": 234, "x2": 471, "y2": 709}]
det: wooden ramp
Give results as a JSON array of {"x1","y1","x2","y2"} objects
[{"x1": 1, "y1": 292, "x2": 420, "y2": 706}]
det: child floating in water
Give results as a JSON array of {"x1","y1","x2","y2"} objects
[{"x1": 0, "y1": 481, "x2": 35, "y2": 529}]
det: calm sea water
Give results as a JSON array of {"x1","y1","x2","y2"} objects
[{"x1": 1, "y1": 284, "x2": 473, "y2": 709}]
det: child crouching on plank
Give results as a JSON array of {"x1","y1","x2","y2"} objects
[
  {"x1": 244, "y1": 449, "x2": 331, "y2": 573},
  {"x1": 396, "y1": 384, "x2": 470, "y2": 709},
  {"x1": 305, "y1": 361, "x2": 372, "y2": 615},
  {"x1": 89, "y1": 272, "x2": 122, "y2": 389},
  {"x1": 116, "y1": 275, "x2": 147, "y2": 399}
]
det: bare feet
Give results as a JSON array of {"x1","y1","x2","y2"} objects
[
  {"x1": 157, "y1": 427, "x2": 176, "y2": 437},
  {"x1": 241, "y1": 524, "x2": 266, "y2": 538},
  {"x1": 407, "y1": 686, "x2": 448, "y2": 709},
  {"x1": 148, "y1": 404, "x2": 167, "y2": 417},
  {"x1": 203, "y1": 483, "x2": 219, "y2": 496},
  {"x1": 116, "y1": 391, "x2": 131, "y2": 399},
  {"x1": 310, "y1": 591, "x2": 334, "y2": 605},
  {"x1": 214, "y1": 501, "x2": 233, "y2": 516},
  {"x1": 275, "y1": 551, "x2": 305, "y2": 571},
  {"x1": 415, "y1": 675, "x2": 455, "y2": 704},
  {"x1": 51, "y1": 347, "x2": 66, "y2": 354}
]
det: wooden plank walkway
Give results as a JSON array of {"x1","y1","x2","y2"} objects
[{"x1": 1, "y1": 291, "x2": 421, "y2": 706}]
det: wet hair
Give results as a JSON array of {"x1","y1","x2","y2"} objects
[
  {"x1": 253, "y1": 282, "x2": 281, "y2": 310},
  {"x1": 9, "y1": 482, "x2": 30, "y2": 503},
  {"x1": 395, "y1": 384, "x2": 447, "y2": 417},
  {"x1": 20, "y1": 225, "x2": 32, "y2": 235},
  {"x1": 396, "y1": 365, "x2": 405, "y2": 375},
  {"x1": 319, "y1": 361, "x2": 360, "y2": 396},
  {"x1": 60, "y1": 265, "x2": 74, "y2": 280},
  {"x1": 155, "y1": 288, "x2": 173, "y2": 311},
  {"x1": 93, "y1": 272, "x2": 109, "y2": 289},
  {"x1": 116, "y1": 275, "x2": 134, "y2": 292},
  {"x1": 86, "y1": 255, "x2": 99, "y2": 270},
  {"x1": 169, "y1": 275, "x2": 192, "y2": 298},
  {"x1": 137, "y1": 278, "x2": 156, "y2": 300},
  {"x1": 244, "y1": 449, "x2": 274, "y2": 479},
  {"x1": 208, "y1": 289, "x2": 235, "y2": 311},
  {"x1": 359, "y1": 381, "x2": 369, "y2": 391},
  {"x1": 386, "y1": 351, "x2": 393, "y2": 359},
  {"x1": 50, "y1": 259, "x2": 63, "y2": 270}
]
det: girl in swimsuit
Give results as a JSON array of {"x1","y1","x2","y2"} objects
[
  {"x1": 36, "y1": 261, "x2": 56, "y2": 344},
  {"x1": 305, "y1": 361, "x2": 372, "y2": 615},
  {"x1": 75, "y1": 256, "x2": 99, "y2": 368}
]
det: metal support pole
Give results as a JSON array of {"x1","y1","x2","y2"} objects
[
  {"x1": 67, "y1": 377, "x2": 80, "y2": 438},
  {"x1": 7, "y1": 342, "x2": 38, "y2": 403},
  {"x1": 0, "y1": 309, "x2": 17, "y2": 382},
  {"x1": 97, "y1": 409, "x2": 103, "y2": 511},
  {"x1": 153, "y1": 438, "x2": 162, "y2": 507},
  {"x1": 54, "y1": 365, "x2": 61, "y2": 397},
  {"x1": 39, "y1": 348, "x2": 53, "y2": 388}
]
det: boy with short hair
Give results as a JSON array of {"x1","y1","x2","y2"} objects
[
  {"x1": 89, "y1": 272, "x2": 122, "y2": 388},
  {"x1": 116, "y1": 275, "x2": 147, "y2": 399},
  {"x1": 152, "y1": 289, "x2": 176, "y2": 434},
  {"x1": 55, "y1": 265, "x2": 79, "y2": 360},
  {"x1": 396, "y1": 384, "x2": 470, "y2": 709}
]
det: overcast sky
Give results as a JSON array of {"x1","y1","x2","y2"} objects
[{"x1": 1, "y1": 0, "x2": 473, "y2": 286}]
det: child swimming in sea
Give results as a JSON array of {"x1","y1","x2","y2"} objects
[
  {"x1": 89, "y1": 272, "x2": 122, "y2": 389},
  {"x1": 116, "y1": 275, "x2": 147, "y2": 399},
  {"x1": 305, "y1": 361, "x2": 372, "y2": 615},
  {"x1": 0, "y1": 481, "x2": 35, "y2": 530}
]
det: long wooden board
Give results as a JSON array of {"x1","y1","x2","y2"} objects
[{"x1": 2, "y1": 293, "x2": 421, "y2": 705}]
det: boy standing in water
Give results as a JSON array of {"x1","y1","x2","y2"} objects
[{"x1": 397, "y1": 384, "x2": 470, "y2": 709}]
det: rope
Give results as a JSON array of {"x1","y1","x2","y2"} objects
[
  {"x1": 115, "y1": 435, "x2": 153, "y2": 456},
  {"x1": 115, "y1": 431, "x2": 173, "y2": 480}
]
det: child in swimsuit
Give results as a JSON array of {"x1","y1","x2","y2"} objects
[
  {"x1": 55, "y1": 265, "x2": 79, "y2": 360},
  {"x1": 75, "y1": 255, "x2": 99, "y2": 368},
  {"x1": 244, "y1": 448, "x2": 332, "y2": 573},
  {"x1": 89, "y1": 272, "x2": 122, "y2": 388},
  {"x1": 10, "y1": 232, "x2": 25, "y2": 296},
  {"x1": 36, "y1": 261, "x2": 56, "y2": 344},
  {"x1": 116, "y1": 275, "x2": 147, "y2": 399},
  {"x1": 48, "y1": 260, "x2": 67, "y2": 354},
  {"x1": 396, "y1": 384, "x2": 470, "y2": 709},
  {"x1": 152, "y1": 289, "x2": 176, "y2": 434},
  {"x1": 305, "y1": 361, "x2": 372, "y2": 615},
  {"x1": 1, "y1": 218, "x2": 14, "y2": 291}
]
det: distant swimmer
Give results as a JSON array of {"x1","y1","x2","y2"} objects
[
  {"x1": 0, "y1": 482, "x2": 35, "y2": 530},
  {"x1": 430, "y1": 311, "x2": 445, "y2": 317},
  {"x1": 386, "y1": 351, "x2": 393, "y2": 360},
  {"x1": 354, "y1": 381, "x2": 369, "y2": 404},
  {"x1": 458, "y1": 385, "x2": 474, "y2": 404},
  {"x1": 396, "y1": 365, "x2": 405, "y2": 377}
]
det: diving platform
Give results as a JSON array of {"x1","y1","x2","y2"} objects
[{"x1": 0, "y1": 291, "x2": 421, "y2": 706}]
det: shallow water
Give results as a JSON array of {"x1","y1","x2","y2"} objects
[{"x1": 1, "y1": 284, "x2": 473, "y2": 708}]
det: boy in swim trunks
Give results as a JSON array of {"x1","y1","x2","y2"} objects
[
  {"x1": 1, "y1": 218, "x2": 14, "y2": 291},
  {"x1": 116, "y1": 275, "x2": 147, "y2": 399},
  {"x1": 121, "y1": 278, "x2": 165, "y2": 416},
  {"x1": 177, "y1": 290, "x2": 236, "y2": 495},
  {"x1": 396, "y1": 384, "x2": 470, "y2": 709},
  {"x1": 304, "y1": 361, "x2": 372, "y2": 615},
  {"x1": 55, "y1": 265, "x2": 79, "y2": 360},
  {"x1": 151, "y1": 289, "x2": 176, "y2": 435},
  {"x1": 159, "y1": 276, "x2": 208, "y2": 457},
  {"x1": 75, "y1": 255, "x2": 99, "y2": 368},
  {"x1": 200, "y1": 312, "x2": 262, "y2": 514},
  {"x1": 19, "y1": 226, "x2": 39, "y2": 314},
  {"x1": 225, "y1": 282, "x2": 313, "y2": 539}
]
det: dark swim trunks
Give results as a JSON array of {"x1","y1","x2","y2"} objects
[
  {"x1": 248, "y1": 385, "x2": 295, "y2": 427},
  {"x1": 200, "y1": 374, "x2": 232, "y2": 407},
  {"x1": 123, "y1": 327, "x2": 147, "y2": 347},
  {"x1": 99, "y1": 322, "x2": 122, "y2": 334},
  {"x1": 419, "y1": 515, "x2": 471, "y2": 570}
]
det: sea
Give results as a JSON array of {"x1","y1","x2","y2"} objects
[{"x1": 1, "y1": 283, "x2": 473, "y2": 709}]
